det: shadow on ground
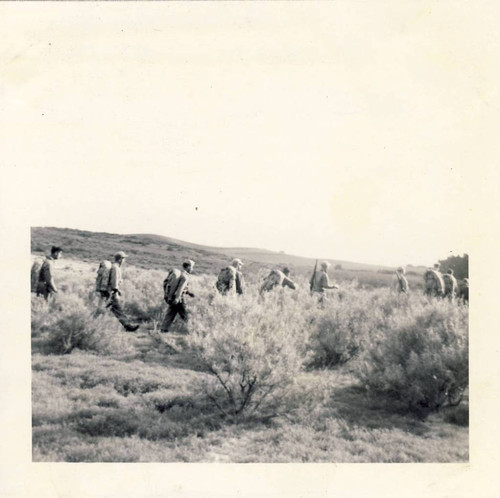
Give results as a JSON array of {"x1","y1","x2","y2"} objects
[{"x1": 330, "y1": 384, "x2": 435, "y2": 436}]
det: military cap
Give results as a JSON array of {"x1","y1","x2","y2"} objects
[
  {"x1": 232, "y1": 258, "x2": 244, "y2": 266},
  {"x1": 114, "y1": 251, "x2": 128, "y2": 259}
]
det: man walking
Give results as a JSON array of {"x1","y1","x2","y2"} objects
[
  {"x1": 161, "y1": 260, "x2": 195, "y2": 333},
  {"x1": 260, "y1": 267, "x2": 297, "y2": 295},
  {"x1": 423, "y1": 263, "x2": 445, "y2": 298},
  {"x1": 107, "y1": 251, "x2": 139, "y2": 332},
  {"x1": 36, "y1": 246, "x2": 63, "y2": 300},
  {"x1": 443, "y1": 269, "x2": 458, "y2": 300},
  {"x1": 458, "y1": 277, "x2": 469, "y2": 304},
  {"x1": 311, "y1": 261, "x2": 339, "y2": 301},
  {"x1": 392, "y1": 267, "x2": 409, "y2": 294},
  {"x1": 216, "y1": 258, "x2": 244, "y2": 295}
]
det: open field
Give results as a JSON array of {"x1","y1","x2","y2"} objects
[{"x1": 31, "y1": 255, "x2": 468, "y2": 462}]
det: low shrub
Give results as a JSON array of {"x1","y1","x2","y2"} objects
[
  {"x1": 31, "y1": 296, "x2": 57, "y2": 337},
  {"x1": 443, "y1": 405, "x2": 469, "y2": 427},
  {"x1": 308, "y1": 289, "x2": 377, "y2": 367},
  {"x1": 124, "y1": 300, "x2": 163, "y2": 323},
  {"x1": 187, "y1": 292, "x2": 311, "y2": 421},
  {"x1": 46, "y1": 309, "x2": 132, "y2": 355},
  {"x1": 76, "y1": 409, "x2": 141, "y2": 437},
  {"x1": 32, "y1": 294, "x2": 95, "y2": 342},
  {"x1": 353, "y1": 300, "x2": 468, "y2": 417}
]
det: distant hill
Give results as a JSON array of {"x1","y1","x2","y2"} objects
[
  {"x1": 128, "y1": 232, "x2": 394, "y2": 272},
  {"x1": 31, "y1": 227, "x2": 425, "y2": 288},
  {"x1": 31, "y1": 227, "x2": 395, "y2": 273},
  {"x1": 31, "y1": 227, "x2": 244, "y2": 275}
]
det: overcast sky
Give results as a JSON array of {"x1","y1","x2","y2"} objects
[{"x1": 2, "y1": 3, "x2": 498, "y2": 267}]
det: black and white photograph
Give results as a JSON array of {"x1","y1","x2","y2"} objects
[{"x1": 1, "y1": 1, "x2": 499, "y2": 497}]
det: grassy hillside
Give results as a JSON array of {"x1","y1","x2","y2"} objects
[
  {"x1": 31, "y1": 227, "x2": 425, "y2": 289},
  {"x1": 31, "y1": 227, "x2": 247, "y2": 276}
]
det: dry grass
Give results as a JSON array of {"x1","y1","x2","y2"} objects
[{"x1": 32, "y1": 352, "x2": 468, "y2": 462}]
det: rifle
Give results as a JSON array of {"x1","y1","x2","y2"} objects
[{"x1": 310, "y1": 259, "x2": 318, "y2": 292}]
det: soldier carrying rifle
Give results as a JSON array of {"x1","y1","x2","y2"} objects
[{"x1": 310, "y1": 260, "x2": 339, "y2": 302}]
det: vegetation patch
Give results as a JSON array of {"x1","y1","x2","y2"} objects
[
  {"x1": 31, "y1": 256, "x2": 468, "y2": 462},
  {"x1": 353, "y1": 300, "x2": 468, "y2": 416}
]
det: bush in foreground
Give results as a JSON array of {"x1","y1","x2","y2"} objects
[
  {"x1": 308, "y1": 287, "x2": 379, "y2": 367},
  {"x1": 31, "y1": 294, "x2": 133, "y2": 355},
  {"x1": 187, "y1": 292, "x2": 311, "y2": 422},
  {"x1": 47, "y1": 310, "x2": 133, "y2": 355},
  {"x1": 353, "y1": 299, "x2": 468, "y2": 417}
]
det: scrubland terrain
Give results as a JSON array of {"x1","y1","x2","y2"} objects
[{"x1": 31, "y1": 256, "x2": 468, "y2": 463}]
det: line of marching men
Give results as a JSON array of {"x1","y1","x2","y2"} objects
[
  {"x1": 394, "y1": 263, "x2": 468, "y2": 302},
  {"x1": 32, "y1": 246, "x2": 468, "y2": 334}
]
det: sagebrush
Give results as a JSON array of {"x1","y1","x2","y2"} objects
[{"x1": 31, "y1": 257, "x2": 469, "y2": 420}]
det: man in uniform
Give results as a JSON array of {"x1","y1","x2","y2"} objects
[
  {"x1": 458, "y1": 277, "x2": 469, "y2": 304},
  {"x1": 311, "y1": 261, "x2": 339, "y2": 301},
  {"x1": 260, "y1": 267, "x2": 297, "y2": 295},
  {"x1": 216, "y1": 258, "x2": 244, "y2": 295},
  {"x1": 107, "y1": 251, "x2": 139, "y2": 332},
  {"x1": 443, "y1": 269, "x2": 458, "y2": 300},
  {"x1": 36, "y1": 246, "x2": 63, "y2": 300},
  {"x1": 392, "y1": 267, "x2": 409, "y2": 294},
  {"x1": 423, "y1": 263, "x2": 445, "y2": 298},
  {"x1": 161, "y1": 259, "x2": 195, "y2": 333}
]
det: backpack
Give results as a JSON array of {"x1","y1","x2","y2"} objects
[
  {"x1": 216, "y1": 266, "x2": 236, "y2": 294},
  {"x1": 31, "y1": 259, "x2": 43, "y2": 293},
  {"x1": 260, "y1": 269, "x2": 285, "y2": 294},
  {"x1": 265, "y1": 270, "x2": 284, "y2": 288},
  {"x1": 36, "y1": 258, "x2": 55, "y2": 295},
  {"x1": 424, "y1": 269, "x2": 444, "y2": 294},
  {"x1": 163, "y1": 269, "x2": 182, "y2": 304},
  {"x1": 96, "y1": 260, "x2": 112, "y2": 292}
]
